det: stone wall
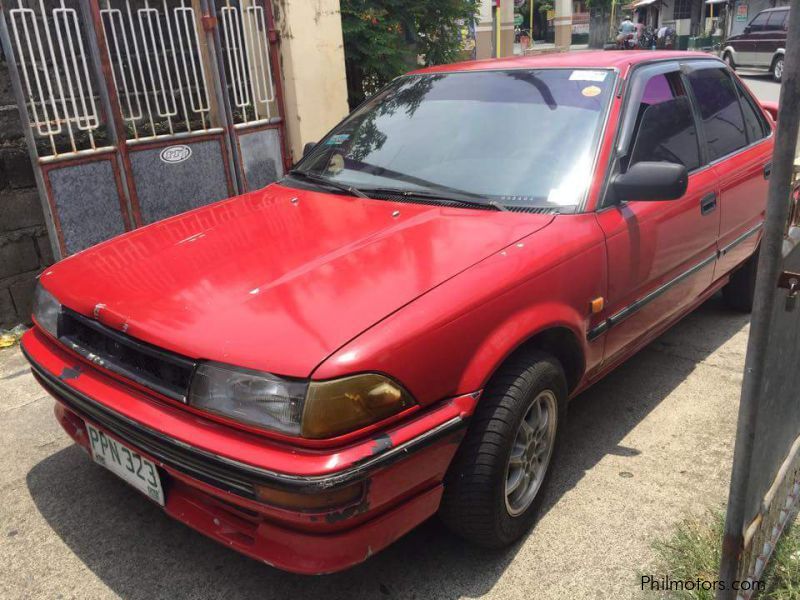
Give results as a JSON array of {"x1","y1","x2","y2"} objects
[{"x1": 0, "y1": 57, "x2": 54, "y2": 329}]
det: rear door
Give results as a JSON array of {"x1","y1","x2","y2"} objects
[
  {"x1": 737, "y1": 11, "x2": 770, "y2": 66},
  {"x1": 683, "y1": 66, "x2": 772, "y2": 278},
  {"x1": 595, "y1": 63, "x2": 720, "y2": 362}
]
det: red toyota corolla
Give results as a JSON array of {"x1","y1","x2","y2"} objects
[{"x1": 22, "y1": 51, "x2": 775, "y2": 574}]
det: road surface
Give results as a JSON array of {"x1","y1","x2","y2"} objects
[{"x1": 739, "y1": 72, "x2": 781, "y2": 104}]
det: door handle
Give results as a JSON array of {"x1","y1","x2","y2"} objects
[
  {"x1": 700, "y1": 193, "x2": 718, "y2": 216},
  {"x1": 764, "y1": 162, "x2": 772, "y2": 179}
]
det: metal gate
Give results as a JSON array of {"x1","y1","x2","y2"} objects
[{"x1": 0, "y1": 0, "x2": 288, "y2": 259}]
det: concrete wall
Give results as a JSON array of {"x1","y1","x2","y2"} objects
[
  {"x1": 272, "y1": 0, "x2": 350, "y2": 163},
  {"x1": 0, "y1": 57, "x2": 54, "y2": 329}
]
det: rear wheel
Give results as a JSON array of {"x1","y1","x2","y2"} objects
[
  {"x1": 439, "y1": 350, "x2": 567, "y2": 548},
  {"x1": 773, "y1": 56, "x2": 785, "y2": 83},
  {"x1": 722, "y1": 249, "x2": 759, "y2": 312}
]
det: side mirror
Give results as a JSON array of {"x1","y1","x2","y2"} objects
[
  {"x1": 761, "y1": 100, "x2": 779, "y2": 122},
  {"x1": 743, "y1": 25, "x2": 752, "y2": 34},
  {"x1": 612, "y1": 162, "x2": 688, "y2": 202},
  {"x1": 303, "y1": 142, "x2": 317, "y2": 158}
]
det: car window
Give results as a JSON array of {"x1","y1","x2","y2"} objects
[
  {"x1": 735, "y1": 80, "x2": 769, "y2": 143},
  {"x1": 766, "y1": 10, "x2": 788, "y2": 30},
  {"x1": 628, "y1": 73, "x2": 701, "y2": 171},
  {"x1": 298, "y1": 69, "x2": 615, "y2": 210},
  {"x1": 686, "y1": 68, "x2": 748, "y2": 162},
  {"x1": 749, "y1": 12, "x2": 770, "y2": 32}
]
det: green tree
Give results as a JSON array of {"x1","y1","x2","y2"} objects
[{"x1": 341, "y1": 0, "x2": 479, "y2": 109}]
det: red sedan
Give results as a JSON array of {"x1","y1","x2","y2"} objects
[{"x1": 22, "y1": 51, "x2": 774, "y2": 574}]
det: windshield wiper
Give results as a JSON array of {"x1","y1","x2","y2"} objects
[
  {"x1": 288, "y1": 172, "x2": 507, "y2": 211},
  {"x1": 287, "y1": 170, "x2": 369, "y2": 198},
  {"x1": 362, "y1": 187, "x2": 506, "y2": 211}
]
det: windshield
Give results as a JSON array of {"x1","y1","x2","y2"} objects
[{"x1": 293, "y1": 68, "x2": 615, "y2": 210}]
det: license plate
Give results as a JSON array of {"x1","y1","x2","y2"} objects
[{"x1": 86, "y1": 423, "x2": 165, "y2": 506}]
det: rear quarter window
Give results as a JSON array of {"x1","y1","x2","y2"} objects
[
  {"x1": 735, "y1": 80, "x2": 770, "y2": 143},
  {"x1": 766, "y1": 10, "x2": 788, "y2": 30}
]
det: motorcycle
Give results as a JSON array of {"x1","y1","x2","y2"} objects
[
  {"x1": 639, "y1": 27, "x2": 657, "y2": 50},
  {"x1": 656, "y1": 26, "x2": 676, "y2": 50},
  {"x1": 616, "y1": 32, "x2": 637, "y2": 50}
]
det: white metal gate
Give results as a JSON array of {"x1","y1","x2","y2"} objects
[{"x1": 0, "y1": 0, "x2": 288, "y2": 258}]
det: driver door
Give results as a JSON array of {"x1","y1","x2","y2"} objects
[{"x1": 594, "y1": 66, "x2": 720, "y2": 365}]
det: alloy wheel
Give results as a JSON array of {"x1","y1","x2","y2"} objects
[
  {"x1": 774, "y1": 59, "x2": 784, "y2": 82},
  {"x1": 504, "y1": 390, "x2": 558, "y2": 517}
]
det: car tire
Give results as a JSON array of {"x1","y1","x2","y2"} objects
[
  {"x1": 723, "y1": 51, "x2": 736, "y2": 70},
  {"x1": 772, "y1": 56, "x2": 785, "y2": 83},
  {"x1": 722, "y1": 248, "x2": 759, "y2": 312},
  {"x1": 439, "y1": 350, "x2": 567, "y2": 548}
]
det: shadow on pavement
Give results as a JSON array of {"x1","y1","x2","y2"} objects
[{"x1": 26, "y1": 295, "x2": 749, "y2": 600}]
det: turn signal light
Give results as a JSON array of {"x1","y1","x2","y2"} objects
[
  {"x1": 301, "y1": 374, "x2": 415, "y2": 438},
  {"x1": 254, "y1": 481, "x2": 363, "y2": 510}
]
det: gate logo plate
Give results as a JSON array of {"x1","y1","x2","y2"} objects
[{"x1": 160, "y1": 145, "x2": 192, "y2": 164}]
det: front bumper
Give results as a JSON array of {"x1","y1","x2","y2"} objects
[{"x1": 22, "y1": 327, "x2": 479, "y2": 574}]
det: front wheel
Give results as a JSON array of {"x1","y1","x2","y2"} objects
[
  {"x1": 773, "y1": 56, "x2": 785, "y2": 83},
  {"x1": 439, "y1": 351, "x2": 567, "y2": 548}
]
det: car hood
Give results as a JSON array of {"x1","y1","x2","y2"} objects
[{"x1": 42, "y1": 183, "x2": 555, "y2": 376}]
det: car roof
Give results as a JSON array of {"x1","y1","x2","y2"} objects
[
  {"x1": 759, "y1": 6, "x2": 789, "y2": 11},
  {"x1": 410, "y1": 50, "x2": 716, "y2": 76}
]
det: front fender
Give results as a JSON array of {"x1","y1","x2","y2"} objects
[
  {"x1": 458, "y1": 302, "x2": 587, "y2": 394},
  {"x1": 313, "y1": 214, "x2": 608, "y2": 406}
]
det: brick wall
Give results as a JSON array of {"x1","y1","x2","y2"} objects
[{"x1": 0, "y1": 58, "x2": 55, "y2": 329}]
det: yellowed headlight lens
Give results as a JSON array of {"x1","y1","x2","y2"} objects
[{"x1": 301, "y1": 374, "x2": 415, "y2": 438}]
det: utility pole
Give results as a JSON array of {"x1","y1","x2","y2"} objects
[
  {"x1": 554, "y1": 0, "x2": 573, "y2": 50},
  {"x1": 717, "y1": 0, "x2": 800, "y2": 597},
  {"x1": 496, "y1": 0, "x2": 502, "y2": 57},
  {"x1": 530, "y1": 0, "x2": 534, "y2": 45}
]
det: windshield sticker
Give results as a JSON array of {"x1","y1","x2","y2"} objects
[
  {"x1": 581, "y1": 85, "x2": 602, "y2": 98},
  {"x1": 570, "y1": 70, "x2": 608, "y2": 82},
  {"x1": 325, "y1": 134, "x2": 350, "y2": 146}
]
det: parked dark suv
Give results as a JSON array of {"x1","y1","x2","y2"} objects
[{"x1": 722, "y1": 6, "x2": 789, "y2": 82}]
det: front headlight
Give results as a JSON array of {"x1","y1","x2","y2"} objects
[
  {"x1": 188, "y1": 364, "x2": 415, "y2": 439},
  {"x1": 188, "y1": 362, "x2": 308, "y2": 435},
  {"x1": 32, "y1": 282, "x2": 60, "y2": 337}
]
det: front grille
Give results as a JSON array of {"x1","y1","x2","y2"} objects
[{"x1": 58, "y1": 308, "x2": 196, "y2": 402}]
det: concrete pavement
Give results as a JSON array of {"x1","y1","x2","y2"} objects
[{"x1": 0, "y1": 68, "x2": 784, "y2": 600}]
